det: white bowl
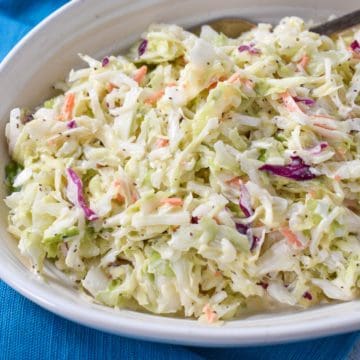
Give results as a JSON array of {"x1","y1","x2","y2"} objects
[{"x1": 1, "y1": 0, "x2": 360, "y2": 346}]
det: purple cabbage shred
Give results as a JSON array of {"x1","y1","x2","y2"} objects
[
  {"x1": 67, "y1": 168, "x2": 98, "y2": 221},
  {"x1": 23, "y1": 114, "x2": 34, "y2": 123},
  {"x1": 191, "y1": 216, "x2": 199, "y2": 224},
  {"x1": 293, "y1": 96, "x2": 315, "y2": 106},
  {"x1": 235, "y1": 223, "x2": 248, "y2": 235},
  {"x1": 259, "y1": 156, "x2": 316, "y2": 181},
  {"x1": 250, "y1": 236, "x2": 260, "y2": 252},
  {"x1": 308, "y1": 142, "x2": 328, "y2": 155},
  {"x1": 303, "y1": 291, "x2": 313, "y2": 300},
  {"x1": 102, "y1": 57, "x2": 110, "y2": 67},
  {"x1": 256, "y1": 281, "x2": 269, "y2": 290},
  {"x1": 238, "y1": 43, "x2": 261, "y2": 55},
  {"x1": 67, "y1": 120, "x2": 77, "y2": 129},
  {"x1": 239, "y1": 183, "x2": 253, "y2": 218},
  {"x1": 350, "y1": 40, "x2": 360, "y2": 53},
  {"x1": 235, "y1": 223, "x2": 259, "y2": 252},
  {"x1": 138, "y1": 39, "x2": 148, "y2": 56}
]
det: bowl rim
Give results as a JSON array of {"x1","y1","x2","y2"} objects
[{"x1": 1, "y1": 0, "x2": 360, "y2": 346}]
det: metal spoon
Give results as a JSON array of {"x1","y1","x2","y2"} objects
[{"x1": 189, "y1": 9, "x2": 360, "y2": 38}]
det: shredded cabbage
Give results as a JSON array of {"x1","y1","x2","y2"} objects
[{"x1": 4, "y1": 17, "x2": 360, "y2": 322}]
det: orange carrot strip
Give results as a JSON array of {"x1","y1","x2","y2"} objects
[
  {"x1": 155, "y1": 138, "x2": 169, "y2": 148},
  {"x1": 131, "y1": 191, "x2": 138, "y2": 203},
  {"x1": 313, "y1": 122, "x2": 337, "y2": 131},
  {"x1": 114, "y1": 179, "x2": 122, "y2": 187},
  {"x1": 281, "y1": 92, "x2": 303, "y2": 113},
  {"x1": 133, "y1": 65, "x2": 148, "y2": 84},
  {"x1": 225, "y1": 176, "x2": 242, "y2": 187},
  {"x1": 227, "y1": 73, "x2": 241, "y2": 84},
  {"x1": 243, "y1": 78, "x2": 255, "y2": 89},
  {"x1": 280, "y1": 226, "x2": 303, "y2": 248},
  {"x1": 114, "y1": 193, "x2": 125, "y2": 203},
  {"x1": 61, "y1": 93, "x2": 75, "y2": 121},
  {"x1": 312, "y1": 114, "x2": 335, "y2": 120},
  {"x1": 203, "y1": 304, "x2": 218, "y2": 324},
  {"x1": 334, "y1": 174, "x2": 342, "y2": 182},
  {"x1": 208, "y1": 81, "x2": 218, "y2": 90},
  {"x1": 160, "y1": 198, "x2": 183, "y2": 206},
  {"x1": 113, "y1": 180, "x2": 124, "y2": 203},
  {"x1": 114, "y1": 179, "x2": 138, "y2": 204},
  {"x1": 106, "y1": 82, "x2": 118, "y2": 92},
  {"x1": 297, "y1": 55, "x2": 310, "y2": 71},
  {"x1": 144, "y1": 90, "x2": 165, "y2": 105}
]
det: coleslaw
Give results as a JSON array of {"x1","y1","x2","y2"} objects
[{"x1": 4, "y1": 17, "x2": 360, "y2": 322}]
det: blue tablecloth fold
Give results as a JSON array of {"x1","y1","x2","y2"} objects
[{"x1": 0, "y1": 1, "x2": 359, "y2": 359}]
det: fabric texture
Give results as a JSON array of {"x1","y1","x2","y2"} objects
[{"x1": 0, "y1": 1, "x2": 359, "y2": 359}]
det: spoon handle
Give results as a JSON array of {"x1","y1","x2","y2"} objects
[{"x1": 310, "y1": 9, "x2": 360, "y2": 35}]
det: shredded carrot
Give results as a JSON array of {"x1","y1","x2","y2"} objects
[
  {"x1": 225, "y1": 176, "x2": 242, "y2": 187},
  {"x1": 133, "y1": 65, "x2": 148, "y2": 84},
  {"x1": 242, "y1": 78, "x2": 255, "y2": 89},
  {"x1": 160, "y1": 197, "x2": 183, "y2": 206},
  {"x1": 203, "y1": 304, "x2": 218, "y2": 324},
  {"x1": 114, "y1": 193, "x2": 125, "y2": 203},
  {"x1": 308, "y1": 189, "x2": 317, "y2": 198},
  {"x1": 334, "y1": 174, "x2": 342, "y2": 182},
  {"x1": 313, "y1": 122, "x2": 336, "y2": 131},
  {"x1": 312, "y1": 114, "x2": 335, "y2": 120},
  {"x1": 113, "y1": 180, "x2": 124, "y2": 203},
  {"x1": 106, "y1": 82, "x2": 118, "y2": 92},
  {"x1": 166, "y1": 82, "x2": 177, "y2": 87},
  {"x1": 207, "y1": 76, "x2": 227, "y2": 90},
  {"x1": 214, "y1": 271, "x2": 222, "y2": 277},
  {"x1": 114, "y1": 179, "x2": 138, "y2": 204},
  {"x1": 60, "y1": 93, "x2": 75, "y2": 121},
  {"x1": 281, "y1": 92, "x2": 303, "y2": 113},
  {"x1": 47, "y1": 139, "x2": 57, "y2": 146},
  {"x1": 227, "y1": 73, "x2": 241, "y2": 84},
  {"x1": 155, "y1": 138, "x2": 169, "y2": 148},
  {"x1": 144, "y1": 90, "x2": 165, "y2": 105},
  {"x1": 114, "y1": 179, "x2": 122, "y2": 187},
  {"x1": 131, "y1": 191, "x2": 138, "y2": 203},
  {"x1": 226, "y1": 75, "x2": 255, "y2": 89},
  {"x1": 208, "y1": 81, "x2": 218, "y2": 90},
  {"x1": 297, "y1": 55, "x2": 310, "y2": 71},
  {"x1": 280, "y1": 226, "x2": 303, "y2": 248}
]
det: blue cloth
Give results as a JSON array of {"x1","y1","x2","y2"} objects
[{"x1": 0, "y1": 2, "x2": 359, "y2": 359}]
